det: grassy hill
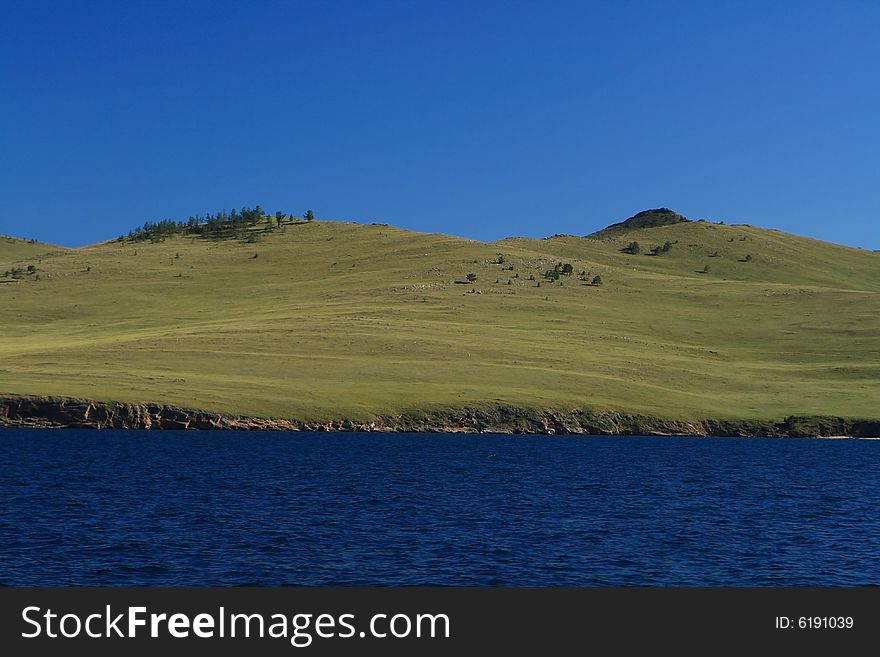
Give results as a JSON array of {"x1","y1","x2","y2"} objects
[
  {"x1": 0, "y1": 235, "x2": 62, "y2": 270},
  {"x1": 1, "y1": 212, "x2": 878, "y2": 428},
  {"x1": 587, "y1": 208, "x2": 689, "y2": 239}
]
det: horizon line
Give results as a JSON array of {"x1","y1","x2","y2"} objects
[{"x1": 2, "y1": 210, "x2": 878, "y2": 252}]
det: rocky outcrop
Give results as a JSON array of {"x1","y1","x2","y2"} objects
[{"x1": 1, "y1": 396, "x2": 878, "y2": 437}]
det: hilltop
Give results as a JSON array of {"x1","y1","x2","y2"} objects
[
  {"x1": 587, "y1": 208, "x2": 689, "y2": 239},
  {"x1": 0, "y1": 210, "x2": 878, "y2": 435}
]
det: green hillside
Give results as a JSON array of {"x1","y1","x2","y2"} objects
[{"x1": 1, "y1": 212, "x2": 878, "y2": 425}]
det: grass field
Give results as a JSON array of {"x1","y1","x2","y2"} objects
[
  {"x1": 1, "y1": 213, "x2": 878, "y2": 422},
  {"x1": 0, "y1": 235, "x2": 63, "y2": 268}
]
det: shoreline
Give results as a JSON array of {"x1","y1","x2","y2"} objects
[{"x1": 1, "y1": 395, "x2": 878, "y2": 438}]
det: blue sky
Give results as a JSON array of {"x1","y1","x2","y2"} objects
[{"x1": 1, "y1": 0, "x2": 878, "y2": 248}]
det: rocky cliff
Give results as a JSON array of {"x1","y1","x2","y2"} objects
[{"x1": 1, "y1": 396, "x2": 878, "y2": 437}]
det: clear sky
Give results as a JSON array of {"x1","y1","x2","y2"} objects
[{"x1": 1, "y1": 0, "x2": 878, "y2": 249}]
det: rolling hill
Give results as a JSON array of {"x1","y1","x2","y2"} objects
[
  {"x1": 1, "y1": 211, "x2": 878, "y2": 435},
  {"x1": 0, "y1": 235, "x2": 63, "y2": 269}
]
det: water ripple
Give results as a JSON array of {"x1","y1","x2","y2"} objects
[{"x1": 0, "y1": 431, "x2": 878, "y2": 586}]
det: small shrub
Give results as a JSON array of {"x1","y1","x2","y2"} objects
[
  {"x1": 622, "y1": 241, "x2": 641, "y2": 255},
  {"x1": 649, "y1": 241, "x2": 674, "y2": 256}
]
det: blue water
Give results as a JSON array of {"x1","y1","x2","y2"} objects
[{"x1": 1, "y1": 430, "x2": 879, "y2": 586}]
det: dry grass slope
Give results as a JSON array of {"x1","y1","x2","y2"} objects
[
  {"x1": 0, "y1": 235, "x2": 62, "y2": 269},
  {"x1": 1, "y1": 216, "x2": 878, "y2": 423}
]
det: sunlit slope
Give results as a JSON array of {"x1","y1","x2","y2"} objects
[
  {"x1": 504, "y1": 220, "x2": 880, "y2": 291},
  {"x1": 1, "y1": 219, "x2": 878, "y2": 421},
  {"x1": 0, "y1": 235, "x2": 62, "y2": 270}
]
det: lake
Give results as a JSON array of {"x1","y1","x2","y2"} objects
[{"x1": 1, "y1": 430, "x2": 878, "y2": 586}]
